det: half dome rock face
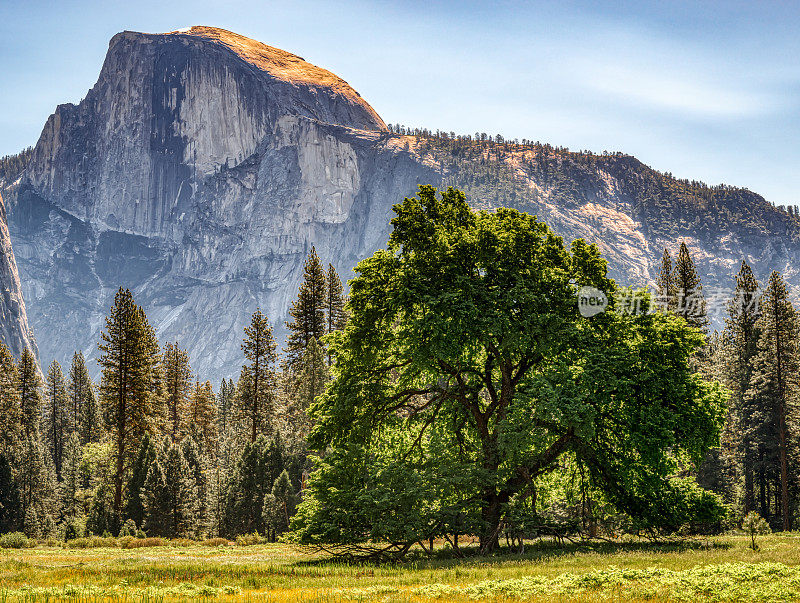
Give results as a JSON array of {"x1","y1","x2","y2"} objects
[
  {"x1": 4, "y1": 27, "x2": 429, "y2": 382},
  {"x1": 0, "y1": 192, "x2": 37, "y2": 358}
]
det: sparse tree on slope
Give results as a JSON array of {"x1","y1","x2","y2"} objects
[
  {"x1": 674, "y1": 242, "x2": 709, "y2": 332},
  {"x1": 656, "y1": 248, "x2": 677, "y2": 311}
]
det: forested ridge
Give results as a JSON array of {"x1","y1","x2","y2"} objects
[{"x1": 386, "y1": 124, "x2": 800, "y2": 245}]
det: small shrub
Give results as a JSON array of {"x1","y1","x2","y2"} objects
[
  {"x1": 169, "y1": 538, "x2": 195, "y2": 547},
  {"x1": 63, "y1": 517, "x2": 85, "y2": 541},
  {"x1": 0, "y1": 532, "x2": 29, "y2": 549},
  {"x1": 118, "y1": 535, "x2": 134, "y2": 549},
  {"x1": 121, "y1": 537, "x2": 166, "y2": 549},
  {"x1": 67, "y1": 536, "x2": 118, "y2": 549},
  {"x1": 743, "y1": 512, "x2": 771, "y2": 550},
  {"x1": 235, "y1": 532, "x2": 266, "y2": 546},
  {"x1": 202, "y1": 537, "x2": 231, "y2": 547},
  {"x1": 135, "y1": 528, "x2": 146, "y2": 538},
  {"x1": 118, "y1": 519, "x2": 138, "y2": 537}
]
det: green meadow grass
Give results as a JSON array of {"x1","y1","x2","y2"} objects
[{"x1": 2, "y1": 534, "x2": 800, "y2": 601}]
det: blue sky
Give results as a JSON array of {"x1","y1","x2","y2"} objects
[{"x1": 1, "y1": 0, "x2": 798, "y2": 204}]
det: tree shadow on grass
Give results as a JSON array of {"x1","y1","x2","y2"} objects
[{"x1": 293, "y1": 537, "x2": 732, "y2": 569}]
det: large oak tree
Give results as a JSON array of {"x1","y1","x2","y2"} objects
[{"x1": 293, "y1": 186, "x2": 726, "y2": 556}]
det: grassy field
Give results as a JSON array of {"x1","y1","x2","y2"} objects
[{"x1": 2, "y1": 534, "x2": 800, "y2": 601}]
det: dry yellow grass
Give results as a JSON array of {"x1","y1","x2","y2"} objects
[{"x1": 2, "y1": 534, "x2": 800, "y2": 601}]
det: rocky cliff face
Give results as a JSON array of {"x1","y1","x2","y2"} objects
[
  {"x1": 0, "y1": 192, "x2": 36, "y2": 358},
  {"x1": 3, "y1": 26, "x2": 799, "y2": 382},
  {"x1": 3, "y1": 27, "x2": 432, "y2": 380}
]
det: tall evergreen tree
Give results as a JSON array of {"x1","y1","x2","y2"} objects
[
  {"x1": 17, "y1": 348, "x2": 43, "y2": 439},
  {"x1": 188, "y1": 380, "x2": 217, "y2": 455},
  {"x1": 291, "y1": 337, "x2": 328, "y2": 438},
  {"x1": 0, "y1": 343, "x2": 20, "y2": 455},
  {"x1": 59, "y1": 432, "x2": 82, "y2": 521},
  {"x1": 142, "y1": 444, "x2": 197, "y2": 537},
  {"x1": 217, "y1": 378, "x2": 235, "y2": 438},
  {"x1": 325, "y1": 263, "x2": 348, "y2": 365},
  {"x1": 98, "y1": 288, "x2": 164, "y2": 526},
  {"x1": 285, "y1": 247, "x2": 326, "y2": 374},
  {"x1": 162, "y1": 342, "x2": 192, "y2": 441},
  {"x1": 43, "y1": 361, "x2": 69, "y2": 480},
  {"x1": 13, "y1": 348, "x2": 53, "y2": 537},
  {"x1": 69, "y1": 351, "x2": 101, "y2": 445},
  {"x1": 0, "y1": 453, "x2": 20, "y2": 532},
  {"x1": 655, "y1": 248, "x2": 677, "y2": 311},
  {"x1": 221, "y1": 435, "x2": 283, "y2": 537},
  {"x1": 745, "y1": 271, "x2": 799, "y2": 531},
  {"x1": 262, "y1": 469, "x2": 298, "y2": 541},
  {"x1": 180, "y1": 435, "x2": 208, "y2": 537},
  {"x1": 724, "y1": 261, "x2": 761, "y2": 513},
  {"x1": 674, "y1": 242, "x2": 709, "y2": 331},
  {"x1": 124, "y1": 433, "x2": 157, "y2": 530},
  {"x1": 236, "y1": 309, "x2": 277, "y2": 442}
]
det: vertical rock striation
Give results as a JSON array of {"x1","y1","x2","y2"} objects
[{"x1": 0, "y1": 192, "x2": 37, "y2": 358}]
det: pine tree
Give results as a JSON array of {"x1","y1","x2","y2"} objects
[
  {"x1": 221, "y1": 435, "x2": 283, "y2": 537},
  {"x1": 655, "y1": 248, "x2": 677, "y2": 311},
  {"x1": 0, "y1": 453, "x2": 20, "y2": 532},
  {"x1": 180, "y1": 435, "x2": 208, "y2": 537},
  {"x1": 123, "y1": 433, "x2": 157, "y2": 530},
  {"x1": 69, "y1": 351, "x2": 101, "y2": 445},
  {"x1": 17, "y1": 348, "x2": 43, "y2": 439},
  {"x1": 285, "y1": 247, "x2": 326, "y2": 374},
  {"x1": 17, "y1": 435, "x2": 54, "y2": 538},
  {"x1": 724, "y1": 261, "x2": 761, "y2": 513},
  {"x1": 262, "y1": 469, "x2": 298, "y2": 540},
  {"x1": 236, "y1": 309, "x2": 277, "y2": 442},
  {"x1": 98, "y1": 288, "x2": 164, "y2": 526},
  {"x1": 162, "y1": 342, "x2": 192, "y2": 441},
  {"x1": 13, "y1": 350, "x2": 54, "y2": 537},
  {"x1": 59, "y1": 432, "x2": 82, "y2": 521},
  {"x1": 674, "y1": 242, "x2": 709, "y2": 331},
  {"x1": 43, "y1": 361, "x2": 69, "y2": 480},
  {"x1": 745, "y1": 271, "x2": 799, "y2": 531},
  {"x1": 141, "y1": 458, "x2": 170, "y2": 536},
  {"x1": 291, "y1": 337, "x2": 328, "y2": 438},
  {"x1": 188, "y1": 380, "x2": 217, "y2": 455},
  {"x1": 0, "y1": 342, "x2": 20, "y2": 456},
  {"x1": 143, "y1": 444, "x2": 197, "y2": 537},
  {"x1": 325, "y1": 264, "x2": 347, "y2": 364},
  {"x1": 217, "y1": 378, "x2": 235, "y2": 439}
]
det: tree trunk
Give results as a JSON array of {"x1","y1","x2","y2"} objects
[
  {"x1": 479, "y1": 491, "x2": 502, "y2": 554},
  {"x1": 744, "y1": 440, "x2": 754, "y2": 514}
]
